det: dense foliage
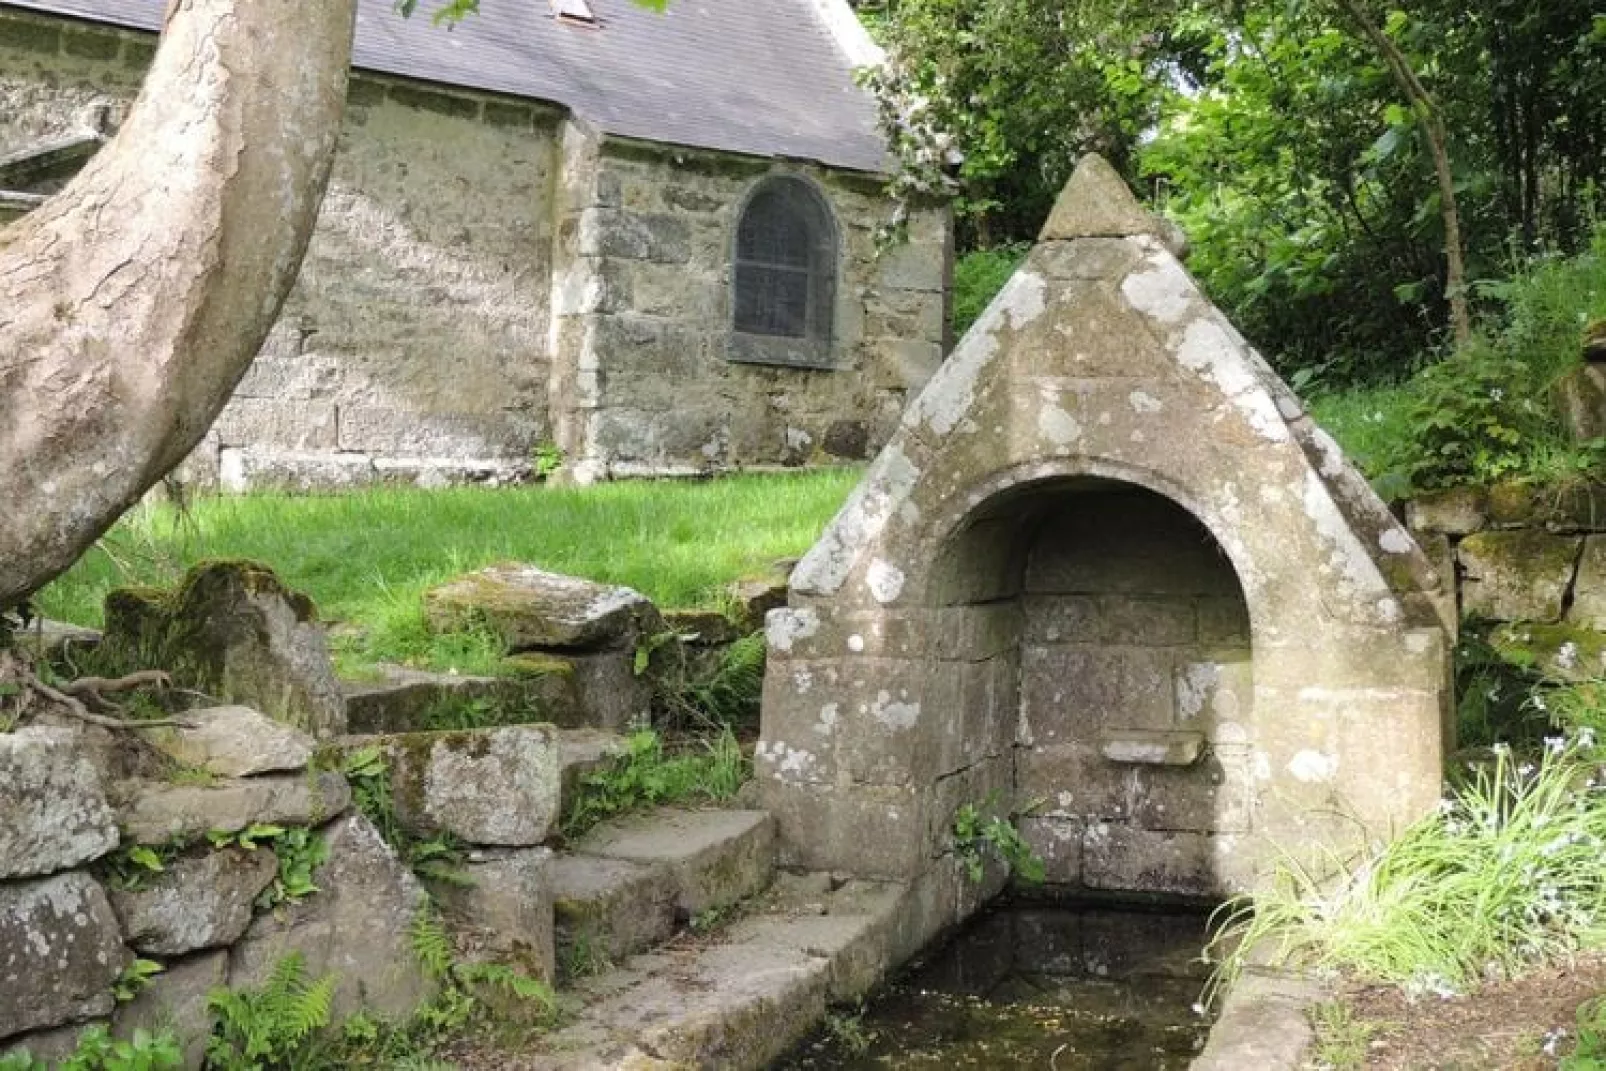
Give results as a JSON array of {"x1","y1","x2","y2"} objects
[{"x1": 864, "y1": 0, "x2": 1606, "y2": 384}]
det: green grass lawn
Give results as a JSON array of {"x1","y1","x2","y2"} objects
[{"x1": 36, "y1": 470, "x2": 859, "y2": 677}]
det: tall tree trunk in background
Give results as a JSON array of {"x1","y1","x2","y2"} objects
[
  {"x1": 0, "y1": 0, "x2": 357, "y2": 607},
  {"x1": 1335, "y1": 0, "x2": 1473, "y2": 348}
]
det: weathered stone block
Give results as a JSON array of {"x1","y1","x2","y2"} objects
[
  {"x1": 1570, "y1": 535, "x2": 1606, "y2": 631},
  {"x1": 423, "y1": 563, "x2": 660, "y2": 653},
  {"x1": 0, "y1": 726, "x2": 119, "y2": 880},
  {"x1": 1173, "y1": 656, "x2": 1253, "y2": 736},
  {"x1": 1098, "y1": 729, "x2": 1204, "y2": 766},
  {"x1": 213, "y1": 398, "x2": 337, "y2": 450},
  {"x1": 0, "y1": 871, "x2": 128, "y2": 1039},
  {"x1": 336, "y1": 407, "x2": 541, "y2": 457},
  {"x1": 1458, "y1": 530, "x2": 1581, "y2": 622},
  {"x1": 228, "y1": 813, "x2": 435, "y2": 1023},
  {"x1": 100, "y1": 561, "x2": 346, "y2": 737},
  {"x1": 1018, "y1": 645, "x2": 1176, "y2": 742},
  {"x1": 117, "y1": 771, "x2": 351, "y2": 846},
  {"x1": 430, "y1": 847, "x2": 555, "y2": 981},
  {"x1": 1552, "y1": 365, "x2": 1606, "y2": 443},
  {"x1": 575, "y1": 808, "x2": 774, "y2": 916},
  {"x1": 343, "y1": 662, "x2": 583, "y2": 733},
  {"x1": 1018, "y1": 815, "x2": 1083, "y2": 886},
  {"x1": 1023, "y1": 594, "x2": 1197, "y2": 646},
  {"x1": 1018, "y1": 743, "x2": 1131, "y2": 821},
  {"x1": 564, "y1": 649, "x2": 651, "y2": 730},
  {"x1": 219, "y1": 448, "x2": 377, "y2": 492},
  {"x1": 578, "y1": 207, "x2": 691, "y2": 263},
  {"x1": 109, "y1": 848, "x2": 278, "y2": 956},
  {"x1": 1405, "y1": 487, "x2": 1487, "y2": 535},
  {"x1": 114, "y1": 949, "x2": 226, "y2": 1070},
  {"x1": 149, "y1": 705, "x2": 315, "y2": 778},
  {"x1": 550, "y1": 855, "x2": 678, "y2": 967},
  {"x1": 1196, "y1": 596, "x2": 1252, "y2": 645},
  {"x1": 1082, "y1": 824, "x2": 1242, "y2": 898},
  {"x1": 384, "y1": 726, "x2": 562, "y2": 846}
]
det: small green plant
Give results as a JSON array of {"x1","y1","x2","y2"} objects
[
  {"x1": 561, "y1": 931, "x2": 613, "y2": 979},
  {"x1": 0, "y1": 1025, "x2": 183, "y2": 1071},
  {"x1": 257, "y1": 826, "x2": 331, "y2": 910},
  {"x1": 950, "y1": 793, "x2": 1045, "y2": 885},
  {"x1": 659, "y1": 632, "x2": 767, "y2": 730},
  {"x1": 342, "y1": 746, "x2": 469, "y2": 885},
  {"x1": 206, "y1": 953, "x2": 336, "y2": 1071},
  {"x1": 419, "y1": 693, "x2": 526, "y2": 732},
  {"x1": 113, "y1": 958, "x2": 166, "y2": 1004},
  {"x1": 100, "y1": 842, "x2": 179, "y2": 892},
  {"x1": 823, "y1": 1005, "x2": 874, "y2": 1055},
  {"x1": 1564, "y1": 993, "x2": 1606, "y2": 1070},
  {"x1": 1308, "y1": 1000, "x2": 1386, "y2": 1071},
  {"x1": 531, "y1": 441, "x2": 565, "y2": 480},
  {"x1": 560, "y1": 726, "x2": 749, "y2": 838}
]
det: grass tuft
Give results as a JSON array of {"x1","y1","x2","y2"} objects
[{"x1": 1208, "y1": 733, "x2": 1606, "y2": 1001}]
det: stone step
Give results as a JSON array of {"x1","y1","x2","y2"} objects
[
  {"x1": 330, "y1": 725, "x2": 625, "y2": 848},
  {"x1": 551, "y1": 807, "x2": 776, "y2": 974},
  {"x1": 341, "y1": 654, "x2": 647, "y2": 734},
  {"x1": 523, "y1": 875, "x2": 911, "y2": 1069}
]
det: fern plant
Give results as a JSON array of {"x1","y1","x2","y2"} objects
[{"x1": 206, "y1": 952, "x2": 335, "y2": 1071}]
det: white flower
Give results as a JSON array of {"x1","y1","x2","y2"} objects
[{"x1": 1557, "y1": 642, "x2": 1580, "y2": 671}]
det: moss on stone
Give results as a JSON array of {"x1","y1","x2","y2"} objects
[
  {"x1": 1461, "y1": 529, "x2": 1582, "y2": 576},
  {"x1": 1490, "y1": 622, "x2": 1606, "y2": 682},
  {"x1": 501, "y1": 653, "x2": 576, "y2": 680}
]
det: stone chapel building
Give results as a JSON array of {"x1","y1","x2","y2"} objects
[{"x1": 0, "y1": 0, "x2": 951, "y2": 487}]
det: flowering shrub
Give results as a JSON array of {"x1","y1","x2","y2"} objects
[{"x1": 1208, "y1": 731, "x2": 1606, "y2": 999}]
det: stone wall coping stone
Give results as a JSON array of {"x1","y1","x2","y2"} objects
[{"x1": 1190, "y1": 968, "x2": 1328, "y2": 1071}]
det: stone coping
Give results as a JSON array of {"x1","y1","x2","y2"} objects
[{"x1": 1191, "y1": 967, "x2": 1328, "y2": 1071}]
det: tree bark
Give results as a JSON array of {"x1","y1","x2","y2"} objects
[
  {"x1": 0, "y1": 0, "x2": 357, "y2": 607},
  {"x1": 1335, "y1": 0, "x2": 1473, "y2": 348}
]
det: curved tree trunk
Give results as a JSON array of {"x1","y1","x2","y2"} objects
[{"x1": 0, "y1": 0, "x2": 357, "y2": 607}]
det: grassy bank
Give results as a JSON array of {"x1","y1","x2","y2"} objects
[{"x1": 36, "y1": 470, "x2": 859, "y2": 676}]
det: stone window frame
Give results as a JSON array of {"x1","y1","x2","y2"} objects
[{"x1": 727, "y1": 173, "x2": 841, "y2": 371}]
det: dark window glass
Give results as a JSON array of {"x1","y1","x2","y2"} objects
[{"x1": 733, "y1": 178, "x2": 836, "y2": 342}]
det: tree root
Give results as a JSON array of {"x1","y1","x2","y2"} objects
[
  {"x1": 25, "y1": 676, "x2": 195, "y2": 731},
  {"x1": 0, "y1": 648, "x2": 192, "y2": 731}
]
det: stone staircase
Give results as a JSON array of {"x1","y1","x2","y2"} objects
[{"x1": 433, "y1": 770, "x2": 916, "y2": 1070}]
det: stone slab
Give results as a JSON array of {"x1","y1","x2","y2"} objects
[
  {"x1": 1458, "y1": 530, "x2": 1581, "y2": 622},
  {"x1": 0, "y1": 726, "x2": 119, "y2": 880},
  {"x1": 550, "y1": 854, "x2": 678, "y2": 969},
  {"x1": 383, "y1": 725, "x2": 563, "y2": 847},
  {"x1": 573, "y1": 808, "x2": 775, "y2": 915},
  {"x1": 1192, "y1": 970, "x2": 1327, "y2": 1071},
  {"x1": 1569, "y1": 535, "x2": 1606, "y2": 631},
  {"x1": 430, "y1": 847, "x2": 556, "y2": 982},
  {"x1": 228, "y1": 813, "x2": 436, "y2": 1023},
  {"x1": 0, "y1": 871, "x2": 128, "y2": 1040},
  {"x1": 109, "y1": 848, "x2": 278, "y2": 956},
  {"x1": 115, "y1": 770, "x2": 351, "y2": 846},
  {"x1": 149, "y1": 705, "x2": 315, "y2": 778},
  {"x1": 423, "y1": 563, "x2": 660, "y2": 653},
  {"x1": 113, "y1": 949, "x2": 227, "y2": 1070}
]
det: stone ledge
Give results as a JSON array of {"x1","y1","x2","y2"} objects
[{"x1": 1191, "y1": 968, "x2": 1327, "y2": 1071}]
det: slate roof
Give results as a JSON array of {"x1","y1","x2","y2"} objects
[{"x1": 5, "y1": 0, "x2": 889, "y2": 173}]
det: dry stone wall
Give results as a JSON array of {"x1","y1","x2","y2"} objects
[{"x1": 1407, "y1": 482, "x2": 1606, "y2": 677}]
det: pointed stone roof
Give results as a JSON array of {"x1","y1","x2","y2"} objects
[{"x1": 792, "y1": 153, "x2": 1451, "y2": 635}]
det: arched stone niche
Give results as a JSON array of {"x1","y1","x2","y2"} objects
[{"x1": 757, "y1": 156, "x2": 1452, "y2": 927}]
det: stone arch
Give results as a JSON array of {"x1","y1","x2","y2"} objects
[
  {"x1": 921, "y1": 470, "x2": 1257, "y2": 897},
  {"x1": 757, "y1": 156, "x2": 1451, "y2": 935}
]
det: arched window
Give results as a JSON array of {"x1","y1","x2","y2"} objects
[{"x1": 730, "y1": 177, "x2": 837, "y2": 368}]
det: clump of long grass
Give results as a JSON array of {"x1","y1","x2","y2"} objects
[{"x1": 1209, "y1": 730, "x2": 1606, "y2": 1000}]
